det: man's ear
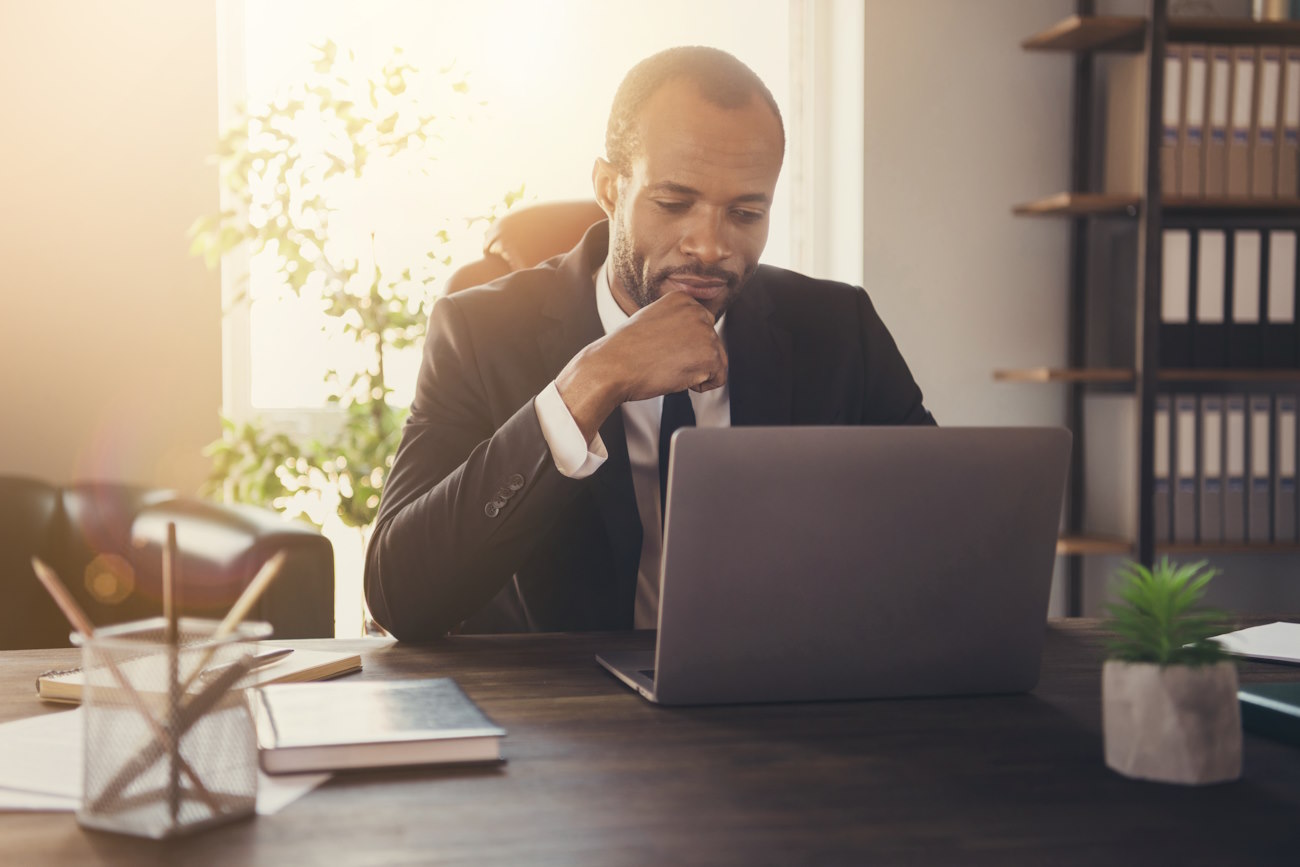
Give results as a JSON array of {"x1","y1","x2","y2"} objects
[{"x1": 592, "y1": 158, "x2": 619, "y2": 219}]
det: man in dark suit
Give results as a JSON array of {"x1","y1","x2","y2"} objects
[{"x1": 365, "y1": 46, "x2": 934, "y2": 640}]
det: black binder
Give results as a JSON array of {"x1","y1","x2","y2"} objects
[
  {"x1": 1193, "y1": 230, "x2": 1228, "y2": 368},
  {"x1": 1263, "y1": 230, "x2": 1297, "y2": 369},
  {"x1": 1160, "y1": 229, "x2": 1194, "y2": 368},
  {"x1": 1228, "y1": 231, "x2": 1264, "y2": 369}
]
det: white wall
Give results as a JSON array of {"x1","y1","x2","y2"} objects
[
  {"x1": 860, "y1": 0, "x2": 1076, "y2": 612},
  {"x1": 0, "y1": 1, "x2": 221, "y2": 493}
]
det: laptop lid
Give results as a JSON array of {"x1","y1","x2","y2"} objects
[{"x1": 648, "y1": 426, "x2": 1071, "y2": 706}]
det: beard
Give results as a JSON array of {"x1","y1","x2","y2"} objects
[{"x1": 609, "y1": 214, "x2": 752, "y2": 313}]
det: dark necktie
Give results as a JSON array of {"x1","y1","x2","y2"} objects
[{"x1": 658, "y1": 390, "x2": 696, "y2": 525}]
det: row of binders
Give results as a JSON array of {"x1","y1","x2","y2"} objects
[
  {"x1": 1153, "y1": 392, "x2": 1297, "y2": 544},
  {"x1": 1160, "y1": 227, "x2": 1298, "y2": 368},
  {"x1": 1108, "y1": 44, "x2": 1300, "y2": 199}
]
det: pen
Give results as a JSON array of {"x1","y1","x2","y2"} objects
[{"x1": 199, "y1": 646, "x2": 294, "y2": 682}]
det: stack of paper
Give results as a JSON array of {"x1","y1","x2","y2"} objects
[
  {"x1": 0, "y1": 708, "x2": 329, "y2": 814},
  {"x1": 1211, "y1": 621, "x2": 1300, "y2": 663}
]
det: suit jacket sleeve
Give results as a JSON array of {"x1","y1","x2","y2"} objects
[
  {"x1": 364, "y1": 294, "x2": 584, "y2": 640},
  {"x1": 856, "y1": 289, "x2": 936, "y2": 426}
]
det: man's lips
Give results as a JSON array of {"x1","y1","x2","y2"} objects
[{"x1": 664, "y1": 276, "x2": 728, "y2": 300}]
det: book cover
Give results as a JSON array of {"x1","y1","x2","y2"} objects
[{"x1": 253, "y1": 677, "x2": 506, "y2": 775}]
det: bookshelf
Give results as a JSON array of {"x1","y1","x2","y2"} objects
[{"x1": 1005, "y1": 1, "x2": 1300, "y2": 615}]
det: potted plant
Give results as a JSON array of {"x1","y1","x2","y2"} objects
[{"x1": 1102, "y1": 557, "x2": 1240, "y2": 785}]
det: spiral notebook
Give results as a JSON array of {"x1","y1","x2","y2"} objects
[{"x1": 36, "y1": 644, "x2": 362, "y2": 704}]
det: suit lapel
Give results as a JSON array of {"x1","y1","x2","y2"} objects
[
  {"x1": 726, "y1": 271, "x2": 793, "y2": 426},
  {"x1": 535, "y1": 223, "x2": 642, "y2": 618}
]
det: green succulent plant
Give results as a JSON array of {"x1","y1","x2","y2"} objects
[{"x1": 1104, "y1": 558, "x2": 1231, "y2": 666}]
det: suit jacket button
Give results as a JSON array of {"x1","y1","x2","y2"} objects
[
  {"x1": 496, "y1": 487, "x2": 513, "y2": 500},
  {"x1": 484, "y1": 502, "x2": 500, "y2": 518},
  {"x1": 507, "y1": 473, "x2": 525, "y2": 491}
]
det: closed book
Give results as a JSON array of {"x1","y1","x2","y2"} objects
[
  {"x1": 1239, "y1": 681, "x2": 1300, "y2": 748},
  {"x1": 1253, "y1": 46, "x2": 1282, "y2": 198},
  {"x1": 1161, "y1": 229, "x2": 1193, "y2": 367},
  {"x1": 1200, "y1": 395, "x2": 1224, "y2": 543},
  {"x1": 36, "y1": 644, "x2": 362, "y2": 705},
  {"x1": 1205, "y1": 46, "x2": 1233, "y2": 196},
  {"x1": 1281, "y1": 48, "x2": 1300, "y2": 197},
  {"x1": 1230, "y1": 230, "x2": 1263, "y2": 368},
  {"x1": 1180, "y1": 45, "x2": 1208, "y2": 197},
  {"x1": 1227, "y1": 47, "x2": 1255, "y2": 196},
  {"x1": 1154, "y1": 396, "x2": 1172, "y2": 544},
  {"x1": 1265, "y1": 230, "x2": 1297, "y2": 368},
  {"x1": 1249, "y1": 394, "x2": 1273, "y2": 543},
  {"x1": 1194, "y1": 229, "x2": 1228, "y2": 367},
  {"x1": 253, "y1": 677, "x2": 506, "y2": 775},
  {"x1": 1277, "y1": 394, "x2": 1297, "y2": 542},
  {"x1": 1225, "y1": 395, "x2": 1248, "y2": 542}
]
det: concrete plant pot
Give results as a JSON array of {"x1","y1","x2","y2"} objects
[{"x1": 1102, "y1": 659, "x2": 1242, "y2": 785}]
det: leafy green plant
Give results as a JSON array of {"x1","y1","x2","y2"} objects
[
  {"x1": 1104, "y1": 558, "x2": 1230, "y2": 666},
  {"x1": 190, "y1": 40, "x2": 520, "y2": 528}
]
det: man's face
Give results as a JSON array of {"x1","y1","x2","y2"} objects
[{"x1": 596, "y1": 78, "x2": 784, "y2": 320}]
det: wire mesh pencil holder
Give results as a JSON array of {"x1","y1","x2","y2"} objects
[{"x1": 73, "y1": 617, "x2": 273, "y2": 839}]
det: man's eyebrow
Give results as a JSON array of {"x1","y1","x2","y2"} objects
[{"x1": 649, "y1": 182, "x2": 771, "y2": 205}]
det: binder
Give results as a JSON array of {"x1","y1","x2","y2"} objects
[
  {"x1": 1180, "y1": 45, "x2": 1208, "y2": 197},
  {"x1": 1230, "y1": 230, "x2": 1263, "y2": 368},
  {"x1": 1194, "y1": 230, "x2": 1228, "y2": 367},
  {"x1": 1161, "y1": 229, "x2": 1193, "y2": 367},
  {"x1": 1227, "y1": 47, "x2": 1256, "y2": 196},
  {"x1": 1173, "y1": 394, "x2": 1198, "y2": 543},
  {"x1": 1154, "y1": 396, "x2": 1172, "y2": 544},
  {"x1": 1200, "y1": 395, "x2": 1225, "y2": 543},
  {"x1": 1205, "y1": 46, "x2": 1233, "y2": 196},
  {"x1": 1225, "y1": 395, "x2": 1247, "y2": 542},
  {"x1": 1280, "y1": 48, "x2": 1300, "y2": 198},
  {"x1": 1253, "y1": 46, "x2": 1282, "y2": 198},
  {"x1": 1276, "y1": 394, "x2": 1297, "y2": 542},
  {"x1": 1249, "y1": 394, "x2": 1273, "y2": 543},
  {"x1": 1265, "y1": 230, "x2": 1297, "y2": 368},
  {"x1": 1162, "y1": 45, "x2": 1184, "y2": 197}
]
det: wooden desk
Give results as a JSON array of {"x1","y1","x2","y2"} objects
[{"x1": 1, "y1": 621, "x2": 1298, "y2": 865}]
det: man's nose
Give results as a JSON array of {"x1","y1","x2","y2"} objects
[{"x1": 679, "y1": 212, "x2": 732, "y2": 265}]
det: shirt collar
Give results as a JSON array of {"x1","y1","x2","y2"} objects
[{"x1": 595, "y1": 260, "x2": 726, "y2": 338}]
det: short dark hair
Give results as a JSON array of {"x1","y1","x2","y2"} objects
[{"x1": 605, "y1": 46, "x2": 785, "y2": 175}]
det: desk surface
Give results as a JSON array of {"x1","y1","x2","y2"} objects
[{"x1": 1, "y1": 621, "x2": 1299, "y2": 866}]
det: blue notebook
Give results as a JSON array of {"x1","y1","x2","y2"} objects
[{"x1": 1239, "y1": 681, "x2": 1300, "y2": 747}]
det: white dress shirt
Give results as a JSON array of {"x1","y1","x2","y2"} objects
[{"x1": 533, "y1": 263, "x2": 730, "y2": 627}]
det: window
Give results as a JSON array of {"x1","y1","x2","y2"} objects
[{"x1": 216, "y1": 0, "x2": 861, "y2": 635}]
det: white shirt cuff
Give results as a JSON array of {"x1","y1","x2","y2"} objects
[{"x1": 535, "y1": 381, "x2": 608, "y2": 479}]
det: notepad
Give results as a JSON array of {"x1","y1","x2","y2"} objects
[
  {"x1": 36, "y1": 644, "x2": 362, "y2": 704},
  {"x1": 252, "y1": 678, "x2": 505, "y2": 775},
  {"x1": 1210, "y1": 622, "x2": 1300, "y2": 665}
]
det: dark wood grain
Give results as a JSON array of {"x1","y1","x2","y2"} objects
[{"x1": 1, "y1": 622, "x2": 1299, "y2": 866}]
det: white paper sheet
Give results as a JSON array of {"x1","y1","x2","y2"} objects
[
  {"x1": 0, "y1": 707, "x2": 329, "y2": 814},
  {"x1": 1211, "y1": 621, "x2": 1300, "y2": 664}
]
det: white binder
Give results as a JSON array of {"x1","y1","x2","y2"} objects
[
  {"x1": 1227, "y1": 47, "x2": 1255, "y2": 196},
  {"x1": 1174, "y1": 394, "x2": 1198, "y2": 543},
  {"x1": 1276, "y1": 395, "x2": 1297, "y2": 543},
  {"x1": 1249, "y1": 394, "x2": 1273, "y2": 542},
  {"x1": 1280, "y1": 48, "x2": 1300, "y2": 197},
  {"x1": 1225, "y1": 395, "x2": 1247, "y2": 542},
  {"x1": 1181, "y1": 45, "x2": 1208, "y2": 196},
  {"x1": 1206, "y1": 47, "x2": 1232, "y2": 196},
  {"x1": 1200, "y1": 395, "x2": 1224, "y2": 544}
]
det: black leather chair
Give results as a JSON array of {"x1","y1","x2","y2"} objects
[{"x1": 0, "y1": 476, "x2": 334, "y2": 649}]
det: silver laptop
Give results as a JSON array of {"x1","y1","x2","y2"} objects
[{"x1": 597, "y1": 426, "x2": 1071, "y2": 706}]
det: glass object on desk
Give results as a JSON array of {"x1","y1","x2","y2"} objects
[{"x1": 73, "y1": 617, "x2": 272, "y2": 838}]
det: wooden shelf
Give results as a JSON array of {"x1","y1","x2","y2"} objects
[
  {"x1": 1057, "y1": 536, "x2": 1300, "y2": 556},
  {"x1": 1013, "y1": 193, "x2": 1139, "y2": 217},
  {"x1": 994, "y1": 368, "x2": 1134, "y2": 384},
  {"x1": 1024, "y1": 15, "x2": 1300, "y2": 54},
  {"x1": 1058, "y1": 535, "x2": 1132, "y2": 556},
  {"x1": 1013, "y1": 193, "x2": 1300, "y2": 218},
  {"x1": 1161, "y1": 369, "x2": 1300, "y2": 382}
]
